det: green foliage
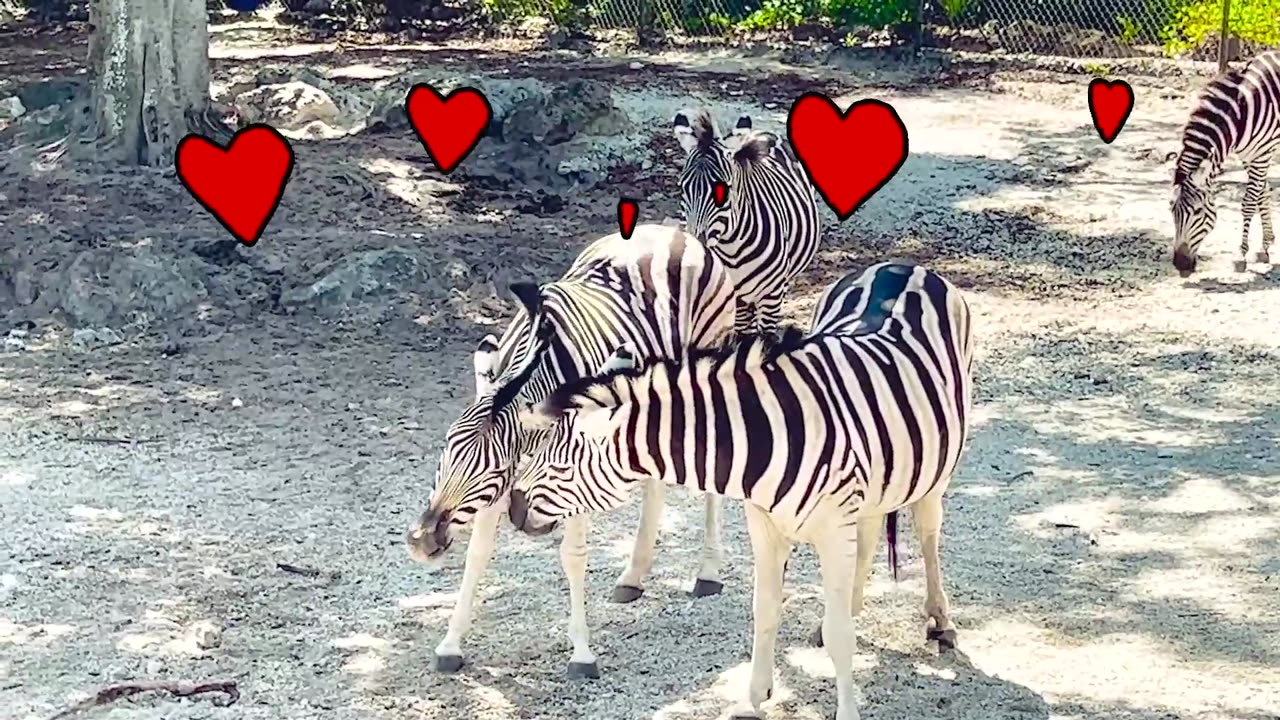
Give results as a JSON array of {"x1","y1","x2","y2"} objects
[
  {"x1": 1115, "y1": 14, "x2": 1140, "y2": 43},
  {"x1": 1160, "y1": 0, "x2": 1280, "y2": 55},
  {"x1": 737, "y1": 0, "x2": 914, "y2": 31},
  {"x1": 738, "y1": 0, "x2": 818, "y2": 31},
  {"x1": 1083, "y1": 61, "x2": 1113, "y2": 77},
  {"x1": 939, "y1": 0, "x2": 970, "y2": 23},
  {"x1": 823, "y1": 0, "x2": 913, "y2": 27},
  {"x1": 483, "y1": 0, "x2": 585, "y2": 26}
]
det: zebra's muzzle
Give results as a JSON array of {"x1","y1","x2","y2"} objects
[
  {"x1": 406, "y1": 510, "x2": 453, "y2": 563},
  {"x1": 508, "y1": 488, "x2": 556, "y2": 536},
  {"x1": 1172, "y1": 246, "x2": 1197, "y2": 276}
]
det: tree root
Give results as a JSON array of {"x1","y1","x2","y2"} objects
[{"x1": 46, "y1": 679, "x2": 239, "y2": 719}]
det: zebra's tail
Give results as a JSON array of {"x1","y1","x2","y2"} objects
[{"x1": 886, "y1": 511, "x2": 900, "y2": 582}]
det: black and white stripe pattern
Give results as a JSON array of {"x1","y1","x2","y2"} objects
[
  {"x1": 510, "y1": 262, "x2": 974, "y2": 720},
  {"x1": 674, "y1": 108, "x2": 822, "y2": 333},
  {"x1": 406, "y1": 224, "x2": 738, "y2": 678},
  {"x1": 1171, "y1": 49, "x2": 1280, "y2": 275}
]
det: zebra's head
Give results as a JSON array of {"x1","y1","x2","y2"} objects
[
  {"x1": 407, "y1": 283, "x2": 557, "y2": 566},
  {"x1": 1170, "y1": 157, "x2": 1221, "y2": 276},
  {"x1": 508, "y1": 346, "x2": 641, "y2": 536},
  {"x1": 673, "y1": 108, "x2": 751, "y2": 245}
]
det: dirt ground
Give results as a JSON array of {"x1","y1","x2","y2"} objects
[{"x1": 2, "y1": 18, "x2": 1279, "y2": 720}]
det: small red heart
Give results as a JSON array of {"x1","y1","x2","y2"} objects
[
  {"x1": 713, "y1": 182, "x2": 728, "y2": 207},
  {"x1": 406, "y1": 84, "x2": 492, "y2": 174},
  {"x1": 787, "y1": 94, "x2": 908, "y2": 221},
  {"x1": 175, "y1": 124, "x2": 294, "y2": 247},
  {"x1": 618, "y1": 199, "x2": 638, "y2": 239},
  {"x1": 1088, "y1": 79, "x2": 1134, "y2": 144}
]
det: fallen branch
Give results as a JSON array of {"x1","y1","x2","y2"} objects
[
  {"x1": 276, "y1": 562, "x2": 322, "y2": 577},
  {"x1": 66, "y1": 435, "x2": 159, "y2": 445},
  {"x1": 47, "y1": 679, "x2": 238, "y2": 719},
  {"x1": 1008, "y1": 470, "x2": 1034, "y2": 481}
]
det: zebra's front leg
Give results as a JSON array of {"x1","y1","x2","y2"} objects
[
  {"x1": 730, "y1": 503, "x2": 792, "y2": 720},
  {"x1": 433, "y1": 494, "x2": 508, "y2": 672},
  {"x1": 734, "y1": 298, "x2": 759, "y2": 337},
  {"x1": 560, "y1": 514, "x2": 601, "y2": 678},
  {"x1": 810, "y1": 514, "x2": 881, "y2": 647},
  {"x1": 692, "y1": 492, "x2": 726, "y2": 597},
  {"x1": 611, "y1": 478, "x2": 664, "y2": 603},
  {"x1": 914, "y1": 492, "x2": 956, "y2": 650},
  {"x1": 755, "y1": 292, "x2": 784, "y2": 338},
  {"x1": 1237, "y1": 159, "x2": 1270, "y2": 271},
  {"x1": 815, "y1": 528, "x2": 862, "y2": 720}
]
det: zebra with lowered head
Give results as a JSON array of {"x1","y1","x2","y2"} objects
[
  {"x1": 405, "y1": 223, "x2": 738, "y2": 679},
  {"x1": 674, "y1": 108, "x2": 822, "y2": 333},
  {"x1": 1171, "y1": 49, "x2": 1280, "y2": 275},
  {"x1": 509, "y1": 261, "x2": 974, "y2": 720}
]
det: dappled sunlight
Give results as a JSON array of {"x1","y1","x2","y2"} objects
[
  {"x1": 0, "y1": 618, "x2": 77, "y2": 647},
  {"x1": 1126, "y1": 566, "x2": 1271, "y2": 623},
  {"x1": 962, "y1": 618, "x2": 1280, "y2": 716}
]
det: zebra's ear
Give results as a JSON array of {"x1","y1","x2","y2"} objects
[
  {"x1": 509, "y1": 281, "x2": 542, "y2": 319},
  {"x1": 732, "y1": 115, "x2": 752, "y2": 138},
  {"x1": 673, "y1": 111, "x2": 699, "y2": 154},
  {"x1": 599, "y1": 345, "x2": 636, "y2": 374},
  {"x1": 474, "y1": 334, "x2": 500, "y2": 397}
]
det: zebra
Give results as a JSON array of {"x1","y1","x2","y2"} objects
[
  {"x1": 1170, "y1": 49, "x2": 1280, "y2": 276},
  {"x1": 405, "y1": 223, "x2": 738, "y2": 679},
  {"x1": 508, "y1": 261, "x2": 974, "y2": 720},
  {"x1": 674, "y1": 108, "x2": 822, "y2": 334}
]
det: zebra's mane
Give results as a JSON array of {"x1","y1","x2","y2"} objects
[
  {"x1": 1175, "y1": 65, "x2": 1249, "y2": 184},
  {"x1": 732, "y1": 131, "x2": 785, "y2": 167},
  {"x1": 541, "y1": 324, "x2": 813, "y2": 417},
  {"x1": 686, "y1": 109, "x2": 722, "y2": 151}
]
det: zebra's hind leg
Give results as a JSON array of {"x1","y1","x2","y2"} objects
[
  {"x1": 1238, "y1": 159, "x2": 1270, "y2": 271},
  {"x1": 611, "y1": 478, "x2": 664, "y2": 603},
  {"x1": 433, "y1": 494, "x2": 507, "y2": 672},
  {"x1": 561, "y1": 515, "x2": 602, "y2": 678},
  {"x1": 810, "y1": 514, "x2": 881, "y2": 647},
  {"x1": 914, "y1": 492, "x2": 956, "y2": 650},
  {"x1": 815, "y1": 524, "x2": 862, "y2": 720},
  {"x1": 755, "y1": 292, "x2": 785, "y2": 338},
  {"x1": 691, "y1": 493, "x2": 726, "y2": 597},
  {"x1": 730, "y1": 504, "x2": 793, "y2": 720},
  {"x1": 1257, "y1": 159, "x2": 1275, "y2": 265}
]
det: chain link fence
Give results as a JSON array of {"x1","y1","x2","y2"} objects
[{"x1": 501, "y1": 0, "x2": 1279, "y2": 61}]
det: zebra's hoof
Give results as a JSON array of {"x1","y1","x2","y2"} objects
[
  {"x1": 1256, "y1": 251, "x2": 1271, "y2": 264},
  {"x1": 567, "y1": 661, "x2": 601, "y2": 680},
  {"x1": 927, "y1": 626, "x2": 959, "y2": 650},
  {"x1": 610, "y1": 585, "x2": 645, "y2": 604},
  {"x1": 809, "y1": 622, "x2": 825, "y2": 647},
  {"x1": 1233, "y1": 258, "x2": 1249, "y2": 273},
  {"x1": 434, "y1": 653, "x2": 465, "y2": 673},
  {"x1": 691, "y1": 579, "x2": 724, "y2": 598}
]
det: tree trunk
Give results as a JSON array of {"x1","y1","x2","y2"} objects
[{"x1": 88, "y1": 0, "x2": 210, "y2": 165}]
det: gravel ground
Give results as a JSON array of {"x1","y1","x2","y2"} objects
[{"x1": 2, "y1": 27, "x2": 1279, "y2": 720}]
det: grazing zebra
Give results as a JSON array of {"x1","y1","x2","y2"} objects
[
  {"x1": 1171, "y1": 49, "x2": 1280, "y2": 275},
  {"x1": 674, "y1": 108, "x2": 822, "y2": 333},
  {"x1": 509, "y1": 262, "x2": 974, "y2": 720},
  {"x1": 406, "y1": 224, "x2": 738, "y2": 678}
]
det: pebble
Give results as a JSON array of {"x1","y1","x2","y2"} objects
[{"x1": 189, "y1": 620, "x2": 223, "y2": 650}]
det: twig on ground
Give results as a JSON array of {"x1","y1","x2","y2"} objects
[
  {"x1": 276, "y1": 562, "x2": 322, "y2": 577},
  {"x1": 66, "y1": 435, "x2": 159, "y2": 445},
  {"x1": 1008, "y1": 470, "x2": 1034, "y2": 481},
  {"x1": 46, "y1": 679, "x2": 239, "y2": 719}
]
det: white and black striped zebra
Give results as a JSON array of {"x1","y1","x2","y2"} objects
[
  {"x1": 674, "y1": 108, "x2": 822, "y2": 333},
  {"x1": 1171, "y1": 49, "x2": 1280, "y2": 276},
  {"x1": 406, "y1": 224, "x2": 738, "y2": 679},
  {"x1": 508, "y1": 261, "x2": 974, "y2": 720}
]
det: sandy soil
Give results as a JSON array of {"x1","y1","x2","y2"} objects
[{"x1": 2, "y1": 21, "x2": 1279, "y2": 720}]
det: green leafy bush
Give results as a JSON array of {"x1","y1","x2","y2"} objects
[
  {"x1": 483, "y1": 0, "x2": 586, "y2": 26},
  {"x1": 824, "y1": 0, "x2": 913, "y2": 27},
  {"x1": 737, "y1": 0, "x2": 914, "y2": 31},
  {"x1": 738, "y1": 0, "x2": 819, "y2": 31},
  {"x1": 1161, "y1": 0, "x2": 1280, "y2": 55}
]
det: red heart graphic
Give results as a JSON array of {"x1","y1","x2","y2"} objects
[
  {"x1": 175, "y1": 124, "x2": 294, "y2": 247},
  {"x1": 787, "y1": 94, "x2": 909, "y2": 221},
  {"x1": 618, "y1": 199, "x2": 638, "y2": 239},
  {"x1": 406, "y1": 84, "x2": 492, "y2": 174},
  {"x1": 1088, "y1": 79, "x2": 1134, "y2": 144},
  {"x1": 713, "y1": 181, "x2": 728, "y2": 207}
]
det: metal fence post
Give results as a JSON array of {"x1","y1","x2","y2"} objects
[{"x1": 1218, "y1": 0, "x2": 1232, "y2": 73}]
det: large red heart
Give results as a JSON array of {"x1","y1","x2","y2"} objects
[
  {"x1": 1087, "y1": 79, "x2": 1134, "y2": 145},
  {"x1": 175, "y1": 124, "x2": 295, "y2": 247},
  {"x1": 787, "y1": 94, "x2": 909, "y2": 221},
  {"x1": 406, "y1": 84, "x2": 493, "y2": 174}
]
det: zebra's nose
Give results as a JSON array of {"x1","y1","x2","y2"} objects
[
  {"x1": 508, "y1": 489, "x2": 555, "y2": 536},
  {"x1": 406, "y1": 509, "x2": 452, "y2": 562},
  {"x1": 1172, "y1": 247, "x2": 1196, "y2": 276}
]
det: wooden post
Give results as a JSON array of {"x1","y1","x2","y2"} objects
[
  {"x1": 913, "y1": 0, "x2": 925, "y2": 57},
  {"x1": 1218, "y1": 0, "x2": 1232, "y2": 73}
]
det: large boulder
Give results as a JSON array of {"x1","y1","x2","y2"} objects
[
  {"x1": 51, "y1": 244, "x2": 210, "y2": 328},
  {"x1": 280, "y1": 247, "x2": 469, "y2": 322}
]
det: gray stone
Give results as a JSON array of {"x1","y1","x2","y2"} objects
[
  {"x1": 0, "y1": 96, "x2": 25, "y2": 120},
  {"x1": 56, "y1": 245, "x2": 208, "y2": 328},
  {"x1": 71, "y1": 327, "x2": 125, "y2": 352},
  {"x1": 281, "y1": 247, "x2": 447, "y2": 320},
  {"x1": 235, "y1": 81, "x2": 341, "y2": 132}
]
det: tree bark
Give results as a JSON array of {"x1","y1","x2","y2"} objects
[{"x1": 88, "y1": 0, "x2": 211, "y2": 165}]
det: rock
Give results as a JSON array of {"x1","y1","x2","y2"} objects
[
  {"x1": 234, "y1": 81, "x2": 341, "y2": 132},
  {"x1": 189, "y1": 620, "x2": 223, "y2": 650},
  {"x1": 303, "y1": 0, "x2": 330, "y2": 11},
  {"x1": 281, "y1": 247, "x2": 450, "y2": 320},
  {"x1": 11, "y1": 268, "x2": 36, "y2": 306},
  {"x1": 0, "y1": 96, "x2": 25, "y2": 120},
  {"x1": 3, "y1": 336, "x2": 24, "y2": 352},
  {"x1": 55, "y1": 245, "x2": 208, "y2": 328},
  {"x1": 71, "y1": 327, "x2": 125, "y2": 352},
  {"x1": 231, "y1": 397, "x2": 244, "y2": 409},
  {"x1": 16, "y1": 79, "x2": 79, "y2": 113}
]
